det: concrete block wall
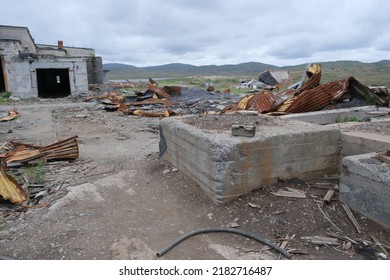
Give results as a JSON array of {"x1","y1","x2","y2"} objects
[
  {"x1": 339, "y1": 153, "x2": 390, "y2": 228},
  {"x1": 160, "y1": 116, "x2": 341, "y2": 204},
  {"x1": 341, "y1": 131, "x2": 390, "y2": 157}
]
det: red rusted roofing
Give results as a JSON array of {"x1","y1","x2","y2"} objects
[
  {"x1": 248, "y1": 91, "x2": 276, "y2": 113},
  {"x1": 281, "y1": 77, "x2": 384, "y2": 113},
  {"x1": 222, "y1": 63, "x2": 387, "y2": 115}
]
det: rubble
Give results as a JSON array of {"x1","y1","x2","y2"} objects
[
  {"x1": 84, "y1": 81, "x2": 239, "y2": 117},
  {"x1": 0, "y1": 136, "x2": 79, "y2": 204},
  {"x1": 83, "y1": 64, "x2": 388, "y2": 119}
]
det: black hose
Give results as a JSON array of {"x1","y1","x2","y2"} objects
[{"x1": 156, "y1": 227, "x2": 292, "y2": 259}]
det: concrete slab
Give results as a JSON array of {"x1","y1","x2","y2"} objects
[
  {"x1": 339, "y1": 153, "x2": 390, "y2": 229},
  {"x1": 340, "y1": 131, "x2": 390, "y2": 157},
  {"x1": 159, "y1": 114, "x2": 341, "y2": 204},
  {"x1": 281, "y1": 106, "x2": 390, "y2": 125}
]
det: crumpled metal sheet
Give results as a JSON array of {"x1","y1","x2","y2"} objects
[
  {"x1": 281, "y1": 76, "x2": 387, "y2": 113},
  {"x1": 147, "y1": 84, "x2": 171, "y2": 99},
  {"x1": 2, "y1": 136, "x2": 79, "y2": 164},
  {"x1": 0, "y1": 108, "x2": 19, "y2": 122},
  {"x1": 248, "y1": 91, "x2": 276, "y2": 113},
  {"x1": 0, "y1": 160, "x2": 28, "y2": 204},
  {"x1": 228, "y1": 90, "x2": 276, "y2": 113}
]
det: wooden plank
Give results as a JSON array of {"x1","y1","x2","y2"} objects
[
  {"x1": 323, "y1": 189, "x2": 336, "y2": 204},
  {"x1": 271, "y1": 187, "x2": 307, "y2": 198},
  {"x1": 369, "y1": 234, "x2": 389, "y2": 258},
  {"x1": 376, "y1": 154, "x2": 390, "y2": 164},
  {"x1": 301, "y1": 236, "x2": 340, "y2": 246},
  {"x1": 340, "y1": 202, "x2": 362, "y2": 234}
]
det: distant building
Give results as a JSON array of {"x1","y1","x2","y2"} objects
[
  {"x1": 259, "y1": 70, "x2": 291, "y2": 88},
  {"x1": 0, "y1": 25, "x2": 104, "y2": 98}
]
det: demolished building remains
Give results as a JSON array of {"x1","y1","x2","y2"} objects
[{"x1": 0, "y1": 25, "x2": 104, "y2": 98}]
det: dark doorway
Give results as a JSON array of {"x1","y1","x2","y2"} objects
[
  {"x1": 0, "y1": 57, "x2": 6, "y2": 92},
  {"x1": 37, "y1": 69, "x2": 71, "y2": 98}
]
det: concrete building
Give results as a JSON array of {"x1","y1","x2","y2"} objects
[{"x1": 0, "y1": 25, "x2": 103, "y2": 98}]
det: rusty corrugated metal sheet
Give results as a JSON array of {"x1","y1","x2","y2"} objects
[
  {"x1": 300, "y1": 64, "x2": 322, "y2": 91},
  {"x1": 248, "y1": 91, "x2": 276, "y2": 113},
  {"x1": 39, "y1": 135, "x2": 79, "y2": 161},
  {"x1": 3, "y1": 136, "x2": 79, "y2": 164},
  {"x1": 273, "y1": 64, "x2": 322, "y2": 112},
  {"x1": 281, "y1": 76, "x2": 386, "y2": 113},
  {"x1": 233, "y1": 94, "x2": 253, "y2": 110},
  {"x1": 0, "y1": 109, "x2": 19, "y2": 122},
  {"x1": 147, "y1": 84, "x2": 171, "y2": 99},
  {"x1": 0, "y1": 160, "x2": 28, "y2": 204},
  {"x1": 284, "y1": 84, "x2": 332, "y2": 113}
]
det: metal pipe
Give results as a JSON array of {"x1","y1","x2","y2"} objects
[{"x1": 156, "y1": 227, "x2": 292, "y2": 259}]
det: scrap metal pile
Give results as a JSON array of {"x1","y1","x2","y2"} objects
[
  {"x1": 85, "y1": 64, "x2": 388, "y2": 118},
  {"x1": 222, "y1": 64, "x2": 389, "y2": 114},
  {"x1": 0, "y1": 136, "x2": 79, "y2": 204},
  {"x1": 84, "y1": 80, "x2": 237, "y2": 117}
]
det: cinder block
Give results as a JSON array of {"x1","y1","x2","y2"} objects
[
  {"x1": 339, "y1": 153, "x2": 390, "y2": 228},
  {"x1": 159, "y1": 115, "x2": 341, "y2": 204}
]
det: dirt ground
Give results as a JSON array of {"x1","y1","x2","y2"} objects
[{"x1": 0, "y1": 99, "x2": 389, "y2": 260}]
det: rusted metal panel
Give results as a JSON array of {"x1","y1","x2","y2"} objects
[
  {"x1": 147, "y1": 84, "x2": 171, "y2": 99},
  {"x1": 300, "y1": 63, "x2": 322, "y2": 91},
  {"x1": 162, "y1": 86, "x2": 182, "y2": 95},
  {"x1": 0, "y1": 108, "x2": 19, "y2": 122},
  {"x1": 3, "y1": 136, "x2": 79, "y2": 164},
  {"x1": 284, "y1": 85, "x2": 332, "y2": 113},
  {"x1": 0, "y1": 160, "x2": 28, "y2": 204},
  {"x1": 248, "y1": 91, "x2": 276, "y2": 113},
  {"x1": 39, "y1": 135, "x2": 79, "y2": 161}
]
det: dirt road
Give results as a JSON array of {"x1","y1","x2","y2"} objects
[{"x1": 0, "y1": 100, "x2": 389, "y2": 260}]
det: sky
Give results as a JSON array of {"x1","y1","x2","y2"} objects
[{"x1": 2, "y1": 0, "x2": 390, "y2": 67}]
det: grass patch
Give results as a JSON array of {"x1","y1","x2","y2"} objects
[
  {"x1": 336, "y1": 116, "x2": 360, "y2": 123},
  {"x1": 0, "y1": 91, "x2": 12, "y2": 104},
  {"x1": 26, "y1": 159, "x2": 46, "y2": 184}
]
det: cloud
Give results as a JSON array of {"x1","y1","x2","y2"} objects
[{"x1": 2, "y1": 0, "x2": 390, "y2": 66}]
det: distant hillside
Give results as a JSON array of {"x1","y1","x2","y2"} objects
[
  {"x1": 104, "y1": 62, "x2": 276, "y2": 79},
  {"x1": 104, "y1": 60, "x2": 390, "y2": 87}
]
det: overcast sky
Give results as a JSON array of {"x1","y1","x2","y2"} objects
[{"x1": 2, "y1": 0, "x2": 390, "y2": 66}]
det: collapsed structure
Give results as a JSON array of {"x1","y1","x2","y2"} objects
[{"x1": 0, "y1": 25, "x2": 104, "y2": 98}]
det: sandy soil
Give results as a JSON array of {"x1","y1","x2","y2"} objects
[{"x1": 0, "y1": 100, "x2": 389, "y2": 260}]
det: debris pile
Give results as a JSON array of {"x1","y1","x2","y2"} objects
[
  {"x1": 0, "y1": 136, "x2": 79, "y2": 204},
  {"x1": 84, "y1": 80, "x2": 238, "y2": 117},
  {"x1": 224, "y1": 64, "x2": 389, "y2": 115}
]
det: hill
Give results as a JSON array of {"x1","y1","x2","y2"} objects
[
  {"x1": 104, "y1": 62, "x2": 276, "y2": 79},
  {"x1": 104, "y1": 60, "x2": 390, "y2": 87}
]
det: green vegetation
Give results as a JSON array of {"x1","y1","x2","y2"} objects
[
  {"x1": 26, "y1": 159, "x2": 46, "y2": 184},
  {"x1": 157, "y1": 76, "x2": 251, "y2": 94},
  {"x1": 335, "y1": 116, "x2": 360, "y2": 123},
  {"x1": 0, "y1": 91, "x2": 11, "y2": 104},
  {"x1": 105, "y1": 60, "x2": 390, "y2": 88}
]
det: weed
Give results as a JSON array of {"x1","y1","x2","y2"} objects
[
  {"x1": 26, "y1": 159, "x2": 46, "y2": 184},
  {"x1": 0, "y1": 91, "x2": 12, "y2": 104},
  {"x1": 336, "y1": 116, "x2": 360, "y2": 123},
  {"x1": 0, "y1": 91, "x2": 11, "y2": 98}
]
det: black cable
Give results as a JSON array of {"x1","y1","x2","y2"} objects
[{"x1": 156, "y1": 227, "x2": 292, "y2": 259}]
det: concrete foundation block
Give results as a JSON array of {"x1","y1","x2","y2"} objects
[
  {"x1": 159, "y1": 115, "x2": 341, "y2": 204},
  {"x1": 341, "y1": 131, "x2": 390, "y2": 157},
  {"x1": 339, "y1": 153, "x2": 390, "y2": 229}
]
